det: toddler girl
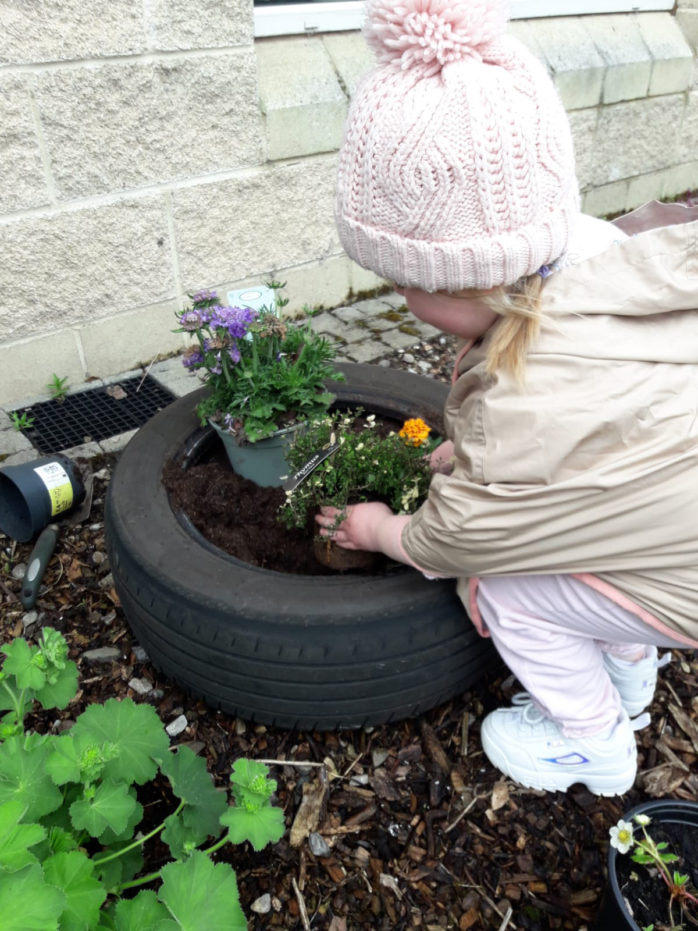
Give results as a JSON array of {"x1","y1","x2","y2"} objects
[{"x1": 316, "y1": 0, "x2": 698, "y2": 795}]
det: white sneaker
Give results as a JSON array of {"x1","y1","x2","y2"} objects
[
  {"x1": 480, "y1": 699, "x2": 640, "y2": 796},
  {"x1": 603, "y1": 647, "x2": 670, "y2": 717}
]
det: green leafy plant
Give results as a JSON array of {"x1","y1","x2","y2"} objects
[
  {"x1": 280, "y1": 411, "x2": 435, "y2": 530},
  {"x1": 0, "y1": 628, "x2": 285, "y2": 930},
  {"x1": 9, "y1": 411, "x2": 34, "y2": 431},
  {"x1": 610, "y1": 814, "x2": 698, "y2": 930},
  {"x1": 47, "y1": 374, "x2": 69, "y2": 401},
  {"x1": 175, "y1": 281, "x2": 344, "y2": 444}
]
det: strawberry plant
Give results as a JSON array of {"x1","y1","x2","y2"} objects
[{"x1": 0, "y1": 628, "x2": 285, "y2": 930}]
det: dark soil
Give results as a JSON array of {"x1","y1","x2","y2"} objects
[
  {"x1": 3, "y1": 332, "x2": 698, "y2": 931},
  {"x1": 614, "y1": 821, "x2": 698, "y2": 929},
  {"x1": 161, "y1": 409, "x2": 405, "y2": 576},
  {"x1": 163, "y1": 452, "x2": 338, "y2": 575}
]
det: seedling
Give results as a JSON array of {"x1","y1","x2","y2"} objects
[
  {"x1": 47, "y1": 374, "x2": 69, "y2": 401},
  {"x1": 9, "y1": 411, "x2": 34, "y2": 431}
]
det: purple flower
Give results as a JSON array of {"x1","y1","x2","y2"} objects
[
  {"x1": 210, "y1": 353, "x2": 222, "y2": 375},
  {"x1": 229, "y1": 344, "x2": 241, "y2": 364},
  {"x1": 179, "y1": 310, "x2": 204, "y2": 331},
  {"x1": 209, "y1": 305, "x2": 257, "y2": 339},
  {"x1": 182, "y1": 348, "x2": 204, "y2": 369},
  {"x1": 191, "y1": 289, "x2": 217, "y2": 304}
]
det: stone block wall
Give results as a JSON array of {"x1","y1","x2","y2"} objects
[{"x1": 0, "y1": 1, "x2": 696, "y2": 406}]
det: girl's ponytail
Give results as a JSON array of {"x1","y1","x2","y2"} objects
[{"x1": 483, "y1": 275, "x2": 544, "y2": 383}]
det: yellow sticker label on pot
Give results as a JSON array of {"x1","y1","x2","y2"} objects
[{"x1": 33, "y1": 462, "x2": 74, "y2": 517}]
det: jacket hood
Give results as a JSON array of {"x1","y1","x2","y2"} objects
[
  {"x1": 537, "y1": 202, "x2": 698, "y2": 364},
  {"x1": 546, "y1": 202, "x2": 698, "y2": 317}
]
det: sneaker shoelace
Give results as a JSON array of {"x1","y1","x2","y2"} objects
[{"x1": 509, "y1": 691, "x2": 651, "y2": 732}]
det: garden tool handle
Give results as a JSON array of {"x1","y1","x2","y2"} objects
[{"x1": 20, "y1": 524, "x2": 59, "y2": 610}]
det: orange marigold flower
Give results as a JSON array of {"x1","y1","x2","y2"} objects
[{"x1": 399, "y1": 418, "x2": 431, "y2": 447}]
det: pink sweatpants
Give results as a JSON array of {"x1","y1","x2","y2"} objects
[{"x1": 476, "y1": 574, "x2": 689, "y2": 737}]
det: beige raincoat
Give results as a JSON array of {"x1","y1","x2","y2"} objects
[{"x1": 401, "y1": 202, "x2": 698, "y2": 645}]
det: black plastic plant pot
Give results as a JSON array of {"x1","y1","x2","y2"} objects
[
  {"x1": 594, "y1": 799, "x2": 698, "y2": 930},
  {"x1": 0, "y1": 455, "x2": 85, "y2": 542}
]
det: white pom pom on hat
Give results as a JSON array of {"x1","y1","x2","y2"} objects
[{"x1": 335, "y1": 0, "x2": 580, "y2": 292}]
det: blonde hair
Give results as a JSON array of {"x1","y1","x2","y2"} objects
[{"x1": 481, "y1": 273, "x2": 544, "y2": 382}]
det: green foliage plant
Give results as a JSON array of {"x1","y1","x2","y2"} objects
[
  {"x1": 0, "y1": 627, "x2": 285, "y2": 931},
  {"x1": 175, "y1": 281, "x2": 344, "y2": 444},
  {"x1": 10, "y1": 411, "x2": 34, "y2": 431},
  {"x1": 279, "y1": 411, "x2": 435, "y2": 530},
  {"x1": 610, "y1": 814, "x2": 698, "y2": 930},
  {"x1": 47, "y1": 375, "x2": 69, "y2": 401}
]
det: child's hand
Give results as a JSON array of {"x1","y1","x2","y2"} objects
[
  {"x1": 429, "y1": 439, "x2": 455, "y2": 474},
  {"x1": 316, "y1": 502, "x2": 393, "y2": 551},
  {"x1": 315, "y1": 503, "x2": 416, "y2": 567}
]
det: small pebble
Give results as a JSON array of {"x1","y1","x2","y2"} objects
[
  {"x1": 309, "y1": 832, "x2": 331, "y2": 857},
  {"x1": 349, "y1": 773, "x2": 369, "y2": 786},
  {"x1": 83, "y1": 647, "x2": 120, "y2": 664},
  {"x1": 11, "y1": 563, "x2": 26, "y2": 581},
  {"x1": 166, "y1": 714, "x2": 188, "y2": 737},
  {"x1": 372, "y1": 749, "x2": 390, "y2": 769},
  {"x1": 250, "y1": 894, "x2": 271, "y2": 915},
  {"x1": 22, "y1": 610, "x2": 39, "y2": 631},
  {"x1": 132, "y1": 645, "x2": 149, "y2": 663},
  {"x1": 92, "y1": 551, "x2": 107, "y2": 566},
  {"x1": 402, "y1": 352, "x2": 415, "y2": 364},
  {"x1": 128, "y1": 677, "x2": 153, "y2": 695}
]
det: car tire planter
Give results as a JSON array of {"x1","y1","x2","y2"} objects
[{"x1": 105, "y1": 362, "x2": 500, "y2": 730}]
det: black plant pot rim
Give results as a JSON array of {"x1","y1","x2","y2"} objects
[{"x1": 606, "y1": 798, "x2": 698, "y2": 930}]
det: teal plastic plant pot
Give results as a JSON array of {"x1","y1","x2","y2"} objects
[
  {"x1": 210, "y1": 421, "x2": 303, "y2": 488},
  {"x1": 0, "y1": 455, "x2": 85, "y2": 542},
  {"x1": 594, "y1": 799, "x2": 698, "y2": 930}
]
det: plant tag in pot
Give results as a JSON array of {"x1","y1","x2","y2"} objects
[{"x1": 282, "y1": 442, "x2": 339, "y2": 493}]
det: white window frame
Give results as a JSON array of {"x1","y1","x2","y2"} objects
[{"x1": 254, "y1": 0, "x2": 674, "y2": 38}]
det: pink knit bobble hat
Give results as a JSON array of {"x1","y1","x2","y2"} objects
[{"x1": 335, "y1": 0, "x2": 580, "y2": 292}]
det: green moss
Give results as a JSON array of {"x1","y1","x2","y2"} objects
[
  {"x1": 377, "y1": 309, "x2": 408, "y2": 323},
  {"x1": 343, "y1": 283, "x2": 393, "y2": 304},
  {"x1": 398, "y1": 324, "x2": 420, "y2": 336}
]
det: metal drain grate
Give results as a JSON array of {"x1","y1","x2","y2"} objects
[{"x1": 15, "y1": 375, "x2": 176, "y2": 454}]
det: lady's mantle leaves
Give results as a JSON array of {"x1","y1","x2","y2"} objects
[
  {"x1": 0, "y1": 799, "x2": 46, "y2": 871},
  {"x1": 0, "y1": 628, "x2": 78, "y2": 711},
  {"x1": 43, "y1": 851, "x2": 107, "y2": 931},
  {"x1": 158, "y1": 745, "x2": 229, "y2": 857},
  {"x1": 0, "y1": 863, "x2": 67, "y2": 931},
  {"x1": 222, "y1": 758, "x2": 285, "y2": 852},
  {"x1": 0, "y1": 629, "x2": 286, "y2": 930},
  {"x1": 46, "y1": 733, "x2": 120, "y2": 786},
  {"x1": 70, "y1": 782, "x2": 142, "y2": 841},
  {"x1": 113, "y1": 890, "x2": 174, "y2": 931},
  {"x1": 71, "y1": 698, "x2": 169, "y2": 784},
  {"x1": 1, "y1": 638, "x2": 46, "y2": 691},
  {"x1": 0, "y1": 735, "x2": 63, "y2": 820},
  {"x1": 158, "y1": 851, "x2": 247, "y2": 931}
]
